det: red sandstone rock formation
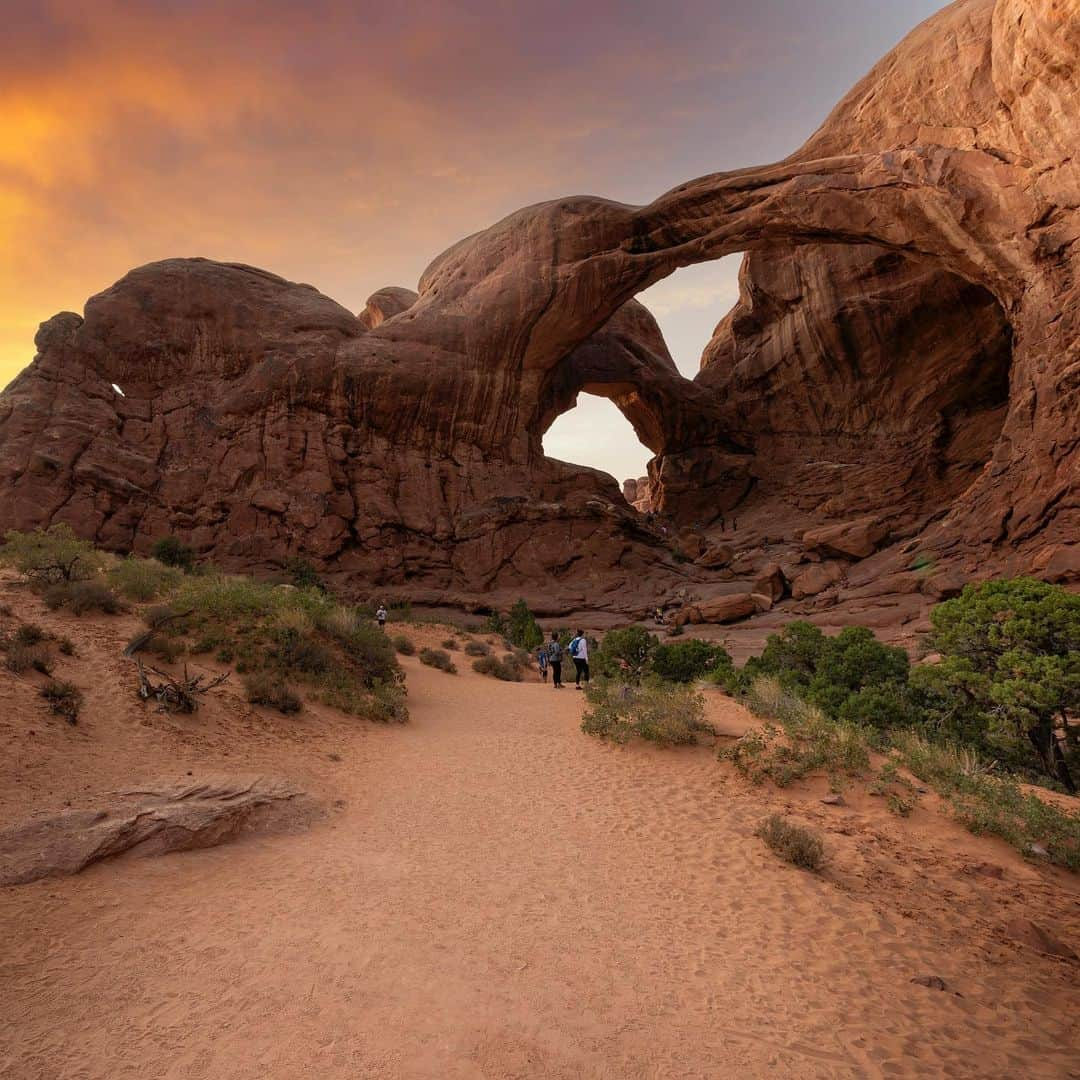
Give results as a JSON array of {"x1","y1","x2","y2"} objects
[{"x1": 0, "y1": 0, "x2": 1075, "y2": 625}]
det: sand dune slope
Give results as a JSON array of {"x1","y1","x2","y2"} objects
[{"x1": 1, "y1": 606, "x2": 1078, "y2": 1078}]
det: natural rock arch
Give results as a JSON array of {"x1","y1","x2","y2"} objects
[{"x1": 0, "y1": 0, "x2": 1076, "y2": 616}]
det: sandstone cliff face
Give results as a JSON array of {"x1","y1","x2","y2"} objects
[{"x1": 0, "y1": 0, "x2": 1076, "y2": 623}]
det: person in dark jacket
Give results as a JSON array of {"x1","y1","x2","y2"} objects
[{"x1": 548, "y1": 632, "x2": 563, "y2": 689}]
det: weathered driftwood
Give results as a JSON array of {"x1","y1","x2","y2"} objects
[{"x1": 136, "y1": 661, "x2": 229, "y2": 713}]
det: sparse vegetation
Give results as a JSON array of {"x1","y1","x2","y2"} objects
[
  {"x1": 12, "y1": 623, "x2": 47, "y2": 646},
  {"x1": 243, "y1": 671, "x2": 302, "y2": 714},
  {"x1": 5, "y1": 641, "x2": 55, "y2": 676},
  {"x1": 464, "y1": 640, "x2": 491, "y2": 657},
  {"x1": 40, "y1": 679, "x2": 82, "y2": 723},
  {"x1": 108, "y1": 556, "x2": 183, "y2": 601},
  {"x1": 722, "y1": 676, "x2": 870, "y2": 787},
  {"x1": 472, "y1": 654, "x2": 522, "y2": 681},
  {"x1": 150, "y1": 535, "x2": 195, "y2": 572},
  {"x1": 581, "y1": 679, "x2": 714, "y2": 747},
  {"x1": 756, "y1": 815, "x2": 825, "y2": 871},
  {"x1": 420, "y1": 648, "x2": 457, "y2": 674},
  {"x1": 652, "y1": 638, "x2": 734, "y2": 685},
  {"x1": 441, "y1": 638, "x2": 459, "y2": 651},
  {"x1": 393, "y1": 635, "x2": 416, "y2": 656},
  {"x1": 505, "y1": 598, "x2": 543, "y2": 650},
  {"x1": 0, "y1": 524, "x2": 103, "y2": 583},
  {"x1": 43, "y1": 579, "x2": 124, "y2": 615},
  {"x1": 594, "y1": 626, "x2": 657, "y2": 680}
]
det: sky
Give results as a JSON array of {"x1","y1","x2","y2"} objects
[{"x1": 1, "y1": 0, "x2": 944, "y2": 480}]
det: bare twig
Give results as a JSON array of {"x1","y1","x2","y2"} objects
[{"x1": 136, "y1": 661, "x2": 230, "y2": 713}]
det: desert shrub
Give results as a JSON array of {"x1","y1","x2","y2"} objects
[
  {"x1": 12, "y1": 623, "x2": 47, "y2": 646},
  {"x1": 319, "y1": 614, "x2": 401, "y2": 688},
  {"x1": 269, "y1": 626, "x2": 333, "y2": 675},
  {"x1": 594, "y1": 626, "x2": 658, "y2": 680},
  {"x1": 441, "y1": 638, "x2": 459, "y2": 650},
  {"x1": 740, "y1": 621, "x2": 829, "y2": 695},
  {"x1": 368, "y1": 680, "x2": 409, "y2": 723},
  {"x1": 484, "y1": 610, "x2": 508, "y2": 637},
  {"x1": 150, "y1": 535, "x2": 195, "y2": 572},
  {"x1": 464, "y1": 640, "x2": 491, "y2": 657},
  {"x1": 40, "y1": 679, "x2": 82, "y2": 723},
  {"x1": 0, "y1": 603, "x2": 11, "y2": 616},
  {"x1": 725, "y1": 676, "x2": 871, "y2": 786},
  {"x1": 893, "y1": 728, "x2": 1080, "y2": 869},
  {"x1": 472, "y1": 654, "x2": 522, "y2": 681},
  {"x1": 0, "y1": 525, "x2": 103, "y2": 583},
  {"x1": 108, "y1": 556, "x2": 182, "y2": 601},
  {"x1": 175, "y1": 573, "x2": 334, "y2": 623},
  {"x1": 244, "y1": 672, "x2": 303, "y2": 714},
  {"x1": 283, "y1": 556, "x2": 325, "y2": 592},
  {"x1": 505, "y1": 598, "x2": 543, "y2": 650},
  {"x1": 836, "y1": 682, "x2": 917, "y2": 730},
  {"x1": 581, "y1": 679, "x2": 713, "y2": 747},
  {"x1": 5, "y1": 642, "x2": 54, "y2": 675},
  {"x1": 756, "y1": 815, "x2": 825, "y2": 871},
  {"x1": 145, "y1": 634, "x2": 185, "y2": 663},
  {"x1": 923, "y1": 578, "x2": 1080, "y2": 791},
  {"x1": 393, "y1": 635, "x2": 416, "y2": 656},
  {"x1": 420, "y1": 648, "x2": 457, "y2": 674},
  {"x1": 651, "y1": 639, "x2": 733, "y2": 685},
  {"x1": 805, "y1": 626, "x2": 910, "y2": 722},
  {"x1": 57, "y1": 636, "x2": 76, "y2": 656},
  {"x1": 44, "y1": 579, "x2": 124, "y2": 615}
]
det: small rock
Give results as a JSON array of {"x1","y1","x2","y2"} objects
[
  {"x1": 821, "y1": 794, "x2": 846, "y2": 806},
  {"x1": 970, "y1": 862, "x2": 1005, "y2": 880},
  {"x1": 910, "y1": 975, "x2": 948, "y2": 991},
  {"x1": 328, "y1": 752, "x2": 342, "y2": 762},
  {"x1": 1026, "y1": 843, "x2": 1050, "y2": 858}
]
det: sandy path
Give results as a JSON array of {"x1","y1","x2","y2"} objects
[{"x1": 2, "y1": 625, "x2": 1079, "y2": 1078}]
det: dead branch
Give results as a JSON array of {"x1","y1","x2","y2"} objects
[
  {"x1": 136, "y1": 661, "x2": 230, "y2": 713},
  {"x1": 123, "y1": 609, "x2": 195, "y2": 657}
]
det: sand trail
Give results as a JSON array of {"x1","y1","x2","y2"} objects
[{"x1": 2, "y1": 619, "x2": 1079, "y2": 1079}]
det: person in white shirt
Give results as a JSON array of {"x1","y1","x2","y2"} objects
[
  {"x1": 376, "y1": 603, "x2": 388, "y2": 629},
  {"x1": 568, "y1": 629, "x2": 590, "y2": 690}
]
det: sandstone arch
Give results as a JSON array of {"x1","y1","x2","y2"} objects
[{"x1": 0, "y1": 0, "x2": 1076, "y2": 617}]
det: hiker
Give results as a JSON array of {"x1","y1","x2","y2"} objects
[
  {"x1": 536, "y1": 645, "x2": 549, "y2": 682},
  {"x1": 653, "y1": 606, "x2": 666, "y2": 626},
  {"x1": 376, "y1": 602, "x2": 388, "y2": 630},
  {"x1": 568, "y1": 628, "x2": 590, "y2": 690},
  {"x1": 548, "y1": 632, "x2": 563, "y2": 689}
]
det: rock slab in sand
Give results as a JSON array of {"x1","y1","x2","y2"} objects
[{"x1": 0, "y1": 776, "x2": 319, "y2": 887}]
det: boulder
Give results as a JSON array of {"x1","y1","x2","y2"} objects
[
  {"x1": 0, "y1": 776, "x2": 319, "y2": 887},
  {"x1": 696, "y1": 543, "x2": 734, "y2": 569},
  {"x1": 753, "y1": 563, "x2": 787, "y2": 603},
  {"x1": 683, "y1": 592, "x2": 758, "y2": 626},
  {"x1": 791, "y1": 561, "x2": 846, "y2": 600},
  {"x1": 802, "y1": 517, "x2": 888, "y2": 560}
]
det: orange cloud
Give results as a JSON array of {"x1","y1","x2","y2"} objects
[{"x1": 0, "y1": 0, "x2": 942, "y2": 388}]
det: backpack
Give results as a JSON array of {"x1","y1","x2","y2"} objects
[{"x1": 568, "y1": 636, "x2": 581, "y2": 658}]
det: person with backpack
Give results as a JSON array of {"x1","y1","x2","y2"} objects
[
  {"x1": 376, "y1": 603, "x2": 388, "y2": 630},
  {"x1": 568, "y1": 629, "x2": 590, "y2": 689},
  {"x1": 536, "y1": 645, "x2": 549, "y2": 682},
  {"x1": 547, "y1": 632, "x2": 563, "y2": 689}
]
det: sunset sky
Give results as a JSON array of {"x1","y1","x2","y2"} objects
[{"x1": 1, "y1": 0, "x2": 942, "y2": 479}]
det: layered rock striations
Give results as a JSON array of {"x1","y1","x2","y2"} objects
[{"x1": 0, "y1": 0, "x2": 1076, "y2": 622}]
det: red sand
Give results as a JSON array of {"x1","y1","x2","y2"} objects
[{"x1": 1, "y1": 589, "x2": 1078, "y2": 1078}]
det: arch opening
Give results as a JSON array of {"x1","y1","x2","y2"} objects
[{"x1": 542, "y1": 391, "x2": 656, "y2": 504}]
